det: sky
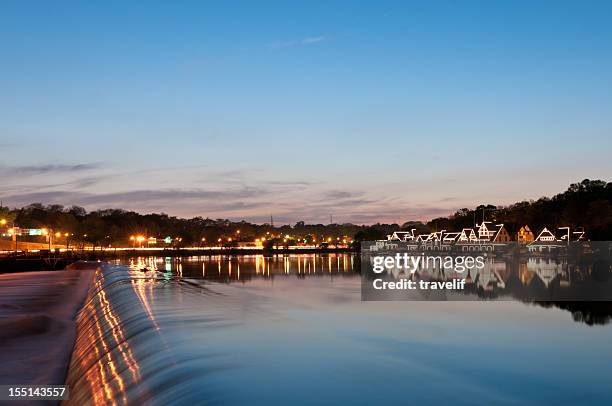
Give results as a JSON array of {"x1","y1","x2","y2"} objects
[{"x1": 1, "y1": 1, "x2": 611, "y2": 224}]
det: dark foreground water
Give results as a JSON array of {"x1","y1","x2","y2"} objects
[{"x1": 64, "y1": 255, "x2": 612, "y2": 405}]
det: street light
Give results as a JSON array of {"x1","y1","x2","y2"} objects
[
  {"x1": 40, "y1": 228, "x2": 50, "y2": 250},
  {"x1": 7, "y1": 226, "x2": 17, "y2": 253}
]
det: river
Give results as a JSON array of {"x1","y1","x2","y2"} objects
[{"x1": 62, "y1": 254, "x2": 612, "y2": 404}]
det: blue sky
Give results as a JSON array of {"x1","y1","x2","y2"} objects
[{"x1": 1, "y1": 1, "x2": 611, "y2": 224}]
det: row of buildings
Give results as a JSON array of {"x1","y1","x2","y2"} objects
[{"x1": 386, "y1": 222, "x2": 585, "y2": 244}]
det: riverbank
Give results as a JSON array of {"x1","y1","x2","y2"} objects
[{"x1": 0, "y1": 262, "x2": 98, "y2": 389}]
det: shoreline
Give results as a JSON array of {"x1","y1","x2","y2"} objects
[{"x1": 0, "y1": 262, "x2": 98, "y2": 392}]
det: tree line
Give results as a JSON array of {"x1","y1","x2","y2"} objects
[
  {"x1": 425, "y1": 179, "x2": 612, "y2": 240},
  {"x1": 1, "y1": 179, "x2": 610, "y2": 247}
]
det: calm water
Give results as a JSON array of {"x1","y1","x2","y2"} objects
[{"x1": 64, "y1": 254, "x2": 612, "y2": 405}]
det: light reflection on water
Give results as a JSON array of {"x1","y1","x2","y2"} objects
[
  {"x1": 64, "y1": 255, "x2": 612, "y2": 405},
  {"x1": 123, "y1": 254, "x2": 357, "y2": 282}
]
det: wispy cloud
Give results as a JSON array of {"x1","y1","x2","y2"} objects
[
  {"x1": 323, "y1": 190, "x2": 362, "y2": 200},
  {"x1": 85, "y1": 188, "x2": 264, "y2": 205},
  {"x1": 266, "y1": 35, "x2": 325, "y2": 50},
  {"x1": 0, "y1": 187, "x2": 265, "y2": 209},
  {"x1": 300, "y1": 36, "x2": 324, "y2": 45},
  {"x1": 0, "y1": 163, "x2": 102, "y2": 176},
  {"x1": 0, "y1": 170, "x2": 464, "y2": 224},
  {"x1": 0, "y1": 182, "x2": 464, "y2": 224}
]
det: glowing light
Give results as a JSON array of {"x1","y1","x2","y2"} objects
[
  {"x1": 534, "y1": 227, "x2": 556, "y2": 242},
  {"x1": 0, "y1": 219, "x2": 6, "y2": 226}
]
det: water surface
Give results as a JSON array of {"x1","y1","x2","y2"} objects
[{"x1": 64, "y1": 254, "x2": 612, "y2": 405}]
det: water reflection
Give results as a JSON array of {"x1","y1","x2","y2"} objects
[
  {"x1": 120, "y1": 254, "x2": 356, "y2": 282},
  {"x1": 372, "y1": 256, "x2": 612, "y2": 301},
  {"x1": 63, "y1": 260, "x2": 612, "y2": 405},
  {"x1": 117, "y1": 254, "x2": 612, "y2": 327}
]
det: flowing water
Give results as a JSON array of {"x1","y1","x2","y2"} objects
[{"x1": 64, "y1": 254, "x2": 612, "y2": 405}]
